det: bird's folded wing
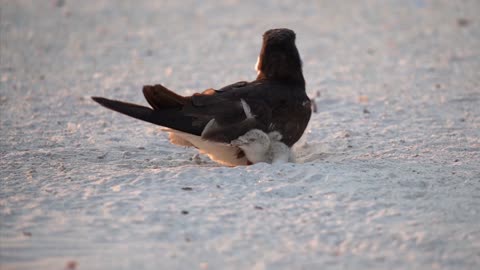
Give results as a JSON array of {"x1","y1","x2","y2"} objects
[{"x1": 184, "y1": 82, "x2": 270, "y2": 122}]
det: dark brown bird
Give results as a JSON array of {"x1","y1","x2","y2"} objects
[{"x1": 92, "y1": 28, "x2": 311, "y2": 166}]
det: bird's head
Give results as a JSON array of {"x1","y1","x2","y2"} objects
[
  {"x1": 256, "y1": 28, "x2": 304, "y2": 85},
  {"x1": 231, "y1": 129, "x2": 270, "y2": 154}
]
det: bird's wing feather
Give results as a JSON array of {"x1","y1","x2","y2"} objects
[
  {"x1": 142, "y1": 84, "x2": 188, "y2": 110},
  {"x1": 184, "y1": 81, "x2": 272, "y2": 125},
  {"x1": 91, "y1": 97, "x2": 204, "y2": 135},
  {"x1": 181, "y1": 81, "x2": 290, "y2": 144}
]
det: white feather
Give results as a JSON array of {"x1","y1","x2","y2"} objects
[{"x1": 240, "y1": 98, "x2": 254, "y2": 118}]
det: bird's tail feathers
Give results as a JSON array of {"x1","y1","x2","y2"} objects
[{"x1": 91, "y1": 96, "x2": 202, "y2": 135}]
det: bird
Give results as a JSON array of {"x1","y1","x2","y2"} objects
[
  {"x1": 231, "y1": 129, "x2": 295, "y2": 164},
  {"x1": 91, "y1": 28, "x2": 311, "y2": 166}
]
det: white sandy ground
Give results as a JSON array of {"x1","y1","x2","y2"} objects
[{"x1": 1, "y1": 0, "x2": 479, "y2": 269}]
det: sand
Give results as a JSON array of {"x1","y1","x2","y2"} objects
[{"x1": 1, "y1": 0, "x2": 479, "y2": 269}]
